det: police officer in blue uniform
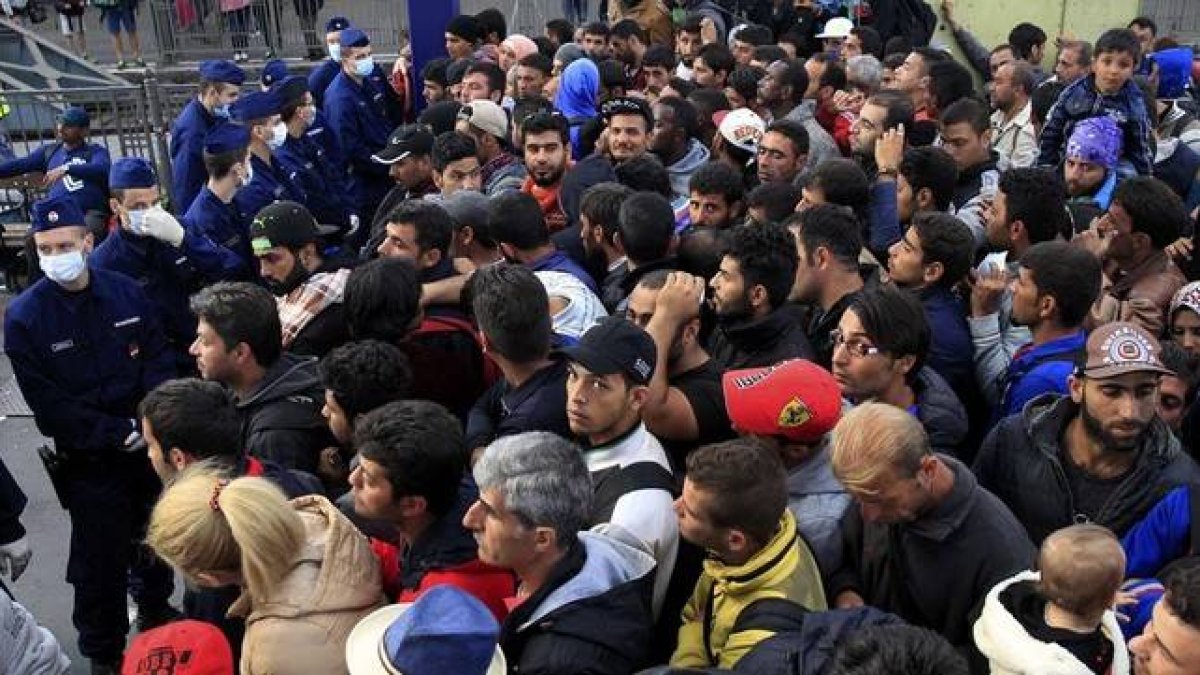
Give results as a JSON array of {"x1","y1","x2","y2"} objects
[
  {"x1": 264, "y1": 61, "x2": 347, "y2": 181},
  {"x1": 323, "y1": 27, "x2": 402, "y2": 236},
  {"x1": 169, "y1": 60, "x2": 245, "y2": 215},
  {"x1": 3, "y1": 195, "x2": 178, "y2": 674},
  {"x1": 0, "y1": 106, "x2": 111, "y2": 239},
  {"x1": 91, "y1": 158, "x2": 246, "y2": 372},
  {"x1": 183, "y1": 123, "x2": 256, "y2": 274},
  {"x1": 308, "y1": 16, "x2": 352, "y2": 110},
  {"x1": 229, "y1": 90, "x2": 306, "y2": 228},
  {"x1": 272, "y1": 76, "x2": 357, "y2": 235}
]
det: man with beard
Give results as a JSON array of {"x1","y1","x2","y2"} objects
[
  {"x1": 849, "y1": 90, "x2": 913, "y2": 178},
  {"x1": 250, "y1": 201, "x2": 350, "y2": 358},
  {"x1": 520, "y1": 111, "x2": 573, "y2": 233},
  {"x1": 651, "y1": 97, "x2": 710, "y2": 201},
  {"x1": 974, "y1": 322, "x2": 1200, "y2": 545}
]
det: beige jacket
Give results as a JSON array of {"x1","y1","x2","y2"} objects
[
  {"x1": 607, "y1": 0, "x2": 675, "y2": 47},
  {"x1": 231, "y1": 495, "x2": 385, "y2": 675},
  {"x1": 1090, "y1": 250, "x2": 1186, "y2": 337}
]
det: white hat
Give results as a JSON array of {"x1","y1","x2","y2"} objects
[
  {"x1": 816, "y1": 17, "x2": 854, "y2": 40},
  {"x1": 345, "y1": 601, "x2": 507, "y2": 675},
  {"x1": 457, "y1": 100, "x2": 509, "y2": 140},
  {"x1": 715, "y1": 108, "x2": 766, "y2": 155}
]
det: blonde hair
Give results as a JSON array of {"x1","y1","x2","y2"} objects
[
  {"x1": 146, "y1": 463, "x2": 305, "y2": 603},
  {"x1": 1038, "y1": 524, "x2": 1126, "y2": 620},
  {"x1": 830, "y1": 403, "x2": 929, "y2": 495}
]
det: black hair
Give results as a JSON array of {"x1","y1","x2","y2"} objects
[
  {"x1": 850, "y1": 285, "x2": 930, "y2": 383},
  {"x1": 747, "y1": 182, "x2": 800, "y2": 224},
  {"x1": 610, "y1": 18, "x2": 644, "y2": 43},
  {"x1": 752, "y1": 44, "x2": 788, "y2": 65},
  {"x1": 866, "y1": 89, "x2": 915, "y2": 131},
  {"x1": 618, "y1": 191, "x2": 675, "y2": 264},
  {"x1": 688, "y1": 88, "x2": 731, "y2": 122},
  {"x1": 655, "y1": 95, "x2": 699, "y2": 140},
  {"x1": 475, "y1": 8, "x2": 506, "y2": 41},
  {"x1": 829, "y1": 625, "x2": 969, "y2": 675},
  {"x1": 726, "y1": 222, "x2": 797, "y2": 310},
  {"x1": 851, "y1": 26, "x2": 884, "y2": 59},
  {"x1": 1019, "y1": 241, "x2": 1102, "y2": 328},
  {"x1": 733, "y1": 23, "x2": 772, "y2": 47},
  {"x1": 582, "y1": 21, "x2": 610, "y2": 38},
  {"x1": 518, "y1": 52, "x2": 553, "y2": 76},
  {"x1": 190, "y1": 282, "x2": 282, "y2": 367},
  {"x1": 1031, "y1": 80, "x2": 1067, "y2": 126},
  {"x1": 544, "y1": 18, "x2": 574, "y2": 46},
  {"x1": 773, "y1": 58, "x2": 810, "y2": 104},
  {"x1": 465, "y1": 61, "x2": 506, "y2": 96},
  {"x1": 599, "y1": 59, "x2": 629, "y2": 90},
  {"x1": 882, "y1": 51, "x2": 907, "y2": 70},
  {"x1": 139, "y1": 378, "x2": 241, "y2": 462},
  {"x1": 319, "y1": 340, "x2": 412, "y2": 421},
  {"x1": 1160, "y1": 342, "x2": 1199, "y2": 390},
  {"x1": 471, "y1": 264, "x2": 552, "y2": 362},
  {"x1": 521, "y1": 110, "x2": 570, "y2": 145},
  {"x1": 764, "y1": 118, "x2": 810, "y2": 156},
  {"x1": 698, "y1": 43, "x2": 736, "y2": 78},
  {"x1": 900, "y1": 147, "x2": 958, "y2": 212},
  {"x1": 580, "y1": 182, "x2": 633, "y2": 245},
  {"x1": 1162, "y1": 557, "x2": 1200, "y2": 628},
  {"x1": 615, "y1": 153, "x2": 673, "y2": 198},
  {"x1": 910, "y1": 212, "x2": 974, "y2": 288},
  {"x1": 445, "y1": 58, "x2": 472, "y2": 87},
  {"x1": 819, "y1": 61, "x2": 848, "y2": 93},
  {"x1": 643, "y1": 44, "x2": 678, "y2": 70},
  {"x1": 667, "y1": 76, "x2": 697, "y2": 98},
  {"x1": 998, "y1": 167, "x2": 1066, "y2": 244},
  {"x1": 807, "y1": 158, "x2": 870, "y2": 222},
  {"x1": 421, "y1": 57, "x2": 451, "y2": 86},
  {"x1": 790, "y1": 203, "x2": 862, "y2": 270},
  {"x1": 680, "y1": 13, "x2": 704, "y2": 35},
  {"x1": 938, "y1": 96, "x2": 991, "y2": 134},
  {"x1": 354, "y1": 400, "x2": 466, "y2": 518},
  {"x1": 776, "y1": 31, "x2": 806, "y2": 56},
  {"x1": 431, "y1": 131, "x2": 478, "y2": 172},
  {"x1": 344, "y1": 258, "x2": 422, "y2": 343},
  {"x1": 927, "y1": 60, "x2": 975, "y2": 113},
  {"x1": 1112, "y1": 176, "x2": 1188, "y2": 250},
  {"x1": 911, "y1": 46, "x2": 950, "y2": 72},
  {"x1": 386, "y1": 199, "x2": 454, "y2": 257},
  {"x1": 532, "y1": 36, "x2": 556, "y2": 59},
  {"x1": 512, "y1": 96, "x2": 554, "y2": 129},
  {"x1": 203, "y1": 147, "x2": 247, "y2": 181},
  {"x1": 883, "y1": 36, "x2": 912, "y2": 57},
  {"x1": 677, "y1": 228, "x2": 732, "y2": 281},
  {"x1": 419, "y1": 100, "x2": 465, "y2": 136},
  {"x1": 1095, "y1": 28, "x2": 1142, "y2": 60},
  {"x1": 689, "y1": 161, "x2": 744, "y2": 205},
  {"x1": 489, "y1": 190, "x2": 549, "y2": 250},
  {"x1": 1127, "y1": 16, "x2": 1158, "y2": 36},
  {"x1": 729, "y1": 66, "x2": 766, "y2": 103},
  {"x1": 1007, "y1": 22, "x2": 1047, "y2": 61}
]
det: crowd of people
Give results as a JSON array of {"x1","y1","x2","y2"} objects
[{"x1": 1, "y1": 0, "x2": 1200, "y2": 674}]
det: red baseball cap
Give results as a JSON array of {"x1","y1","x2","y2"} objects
[
  {"x1": 722, "y1": 359, "x2": 843, "y2": 444},
  {"x1": 122, "y1": 620, "x2": 234, "y2": 675}
]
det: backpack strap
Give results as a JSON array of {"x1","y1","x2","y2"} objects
[
  {"x1": 730, "y1": 597, "x2": 810, "y2": 635},
  {"x1": 591, "y1": 461, "x2": 675, "y2": 524}
]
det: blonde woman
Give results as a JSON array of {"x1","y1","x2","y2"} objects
[{"x1": 147, "y1": 466, "x2": 383, "y2": 674}]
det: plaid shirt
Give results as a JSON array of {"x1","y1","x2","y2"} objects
[{"x1": 277, "y1": 268, "x2": 351, "y2": 348}]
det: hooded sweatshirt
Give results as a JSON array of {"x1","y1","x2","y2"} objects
[
  {"x1": 232, "y1": 495, "x2": 384, "y2": 675},
  {"x1": 974, "y1": 570, "x2": 1130, "y2": 675},
  {"x1": 236, "y1": 353, "x2": 335, "y2": 474},
  {"x1": 665, "y1": 138, "x2": 711, "y2": 199},
  {"x1": 554, "y1": 59, "x2": 600, "y2": 161}
]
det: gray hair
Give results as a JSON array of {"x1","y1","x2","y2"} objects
[
  {"x1": 846, "y1": 55, "x2": 883, "y2": 95},
  {"x1": 473, "y1": 432, "x2": 593, "y2": 547}
]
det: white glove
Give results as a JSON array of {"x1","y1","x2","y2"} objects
[
  {"x1": 0, "y1": 536, "x2": 31, "y2": 581},
  {"x1": 142, "y1": 205, "x2": 185, "y2": 247}
]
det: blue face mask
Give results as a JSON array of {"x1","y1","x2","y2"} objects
[
  {"x1": 354, "y1": 56, "x2": 375, "y2": 78},
  {"x1": 328, "y1": 43, "x2": 341, "y2": 61},
  {"x1": 213, "y1": 104, "x2": 231, "y2": 119},
  {"x1": 40, "y1": 250, "x2": 86, "y2": 285}
]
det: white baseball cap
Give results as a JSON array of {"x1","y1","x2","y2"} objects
[{"x1": 816, "y1": 17, "x2": 854, "y2": 40}]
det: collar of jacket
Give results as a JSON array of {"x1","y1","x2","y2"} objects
[
  {"x1": 702, "y1": 510, "x2": 799, "y2": 587},
  {"x1": 1022, "y1": 394, "x2": 1179, "y2": 469},
  {"x1": 400, "y1": 477, "x2": 482, "y2": 590},
  {"x1": 1109, "y1": 249, "x2": 1171, "y2": 297},
  {"x1": 900, "y1": 455, "x2": 977, "y2": 542},
  {"x1": 721, "y1": 308, "x2": 794, "y2": 346}
]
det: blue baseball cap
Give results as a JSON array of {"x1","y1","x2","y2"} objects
[
  {"x1": 199, "y1": 59, "x2": 246, "y2": 85},
  {"x1": 261, "y1": 59, "x2": 289, "y2": 87},
  {"x1": 203, "y1": 123, "x2": 251, "y2": 155},
  {"x1": 109, "y1": 157, "x2": 158, "y2": 190},
  {"x1": 229, "y1": 90, "x2": 283, "y2": 122},
  {"x1": 324, "y1": 16, "x2": 351, "y2": 33},
  {"x1": 58, "y1": 106, "x2": 90, "y2": 127},
  {"x1": 31, "y1": 195, "x2": 86, "y2": 233},
  {"x1": 340, "y1": 27, "x2": 370, "y2": 49}
]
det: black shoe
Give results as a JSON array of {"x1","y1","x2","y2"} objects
[
  {"x1": 91, "y1": 659, "x2": 120, "y2": 675},
  {"x1": 136, "y1": 604, "x2": 183, "y2": 632}
]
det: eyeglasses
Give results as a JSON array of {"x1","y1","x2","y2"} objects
[{"x1": 830, "y1": 328, "x2": 881, "y2": 359}]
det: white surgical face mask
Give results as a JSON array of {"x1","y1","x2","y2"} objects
[
  {"x1": 354, "y1": 56, "x2": 375, "y2": 78},
  {"x1": 40, "y1": 250, "x2": 86, "y2": 285},
  {"x1": 213, "y1": 104, "x2": 231, "y2": 119},
  {"x1": 127, "y1": 208, "x2": 150, "y2": 234},
  {"x1": 302, "y1": 105, "x2": 317, "y2": 129},
  {"x1": 328, "y1": 43, "x2": 341, "y2": 61},
  {"x1": 267, "y1": 122, "x2": 288, "y2": 150}
]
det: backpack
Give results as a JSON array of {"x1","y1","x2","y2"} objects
[
  {"x1": 864, "y1": 0, "x2": 937, "y2": 48},
  {"x1": 413, "y1": 314, "x2": 502, "y2": 391},
  {"x1": 727, "y1": 601, "x2": 903, "y2": 675}
]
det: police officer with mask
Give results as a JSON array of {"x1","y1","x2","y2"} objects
[
  {"x1": 91, "y1": 157, "x2": 246, "y2": 371},
  {"x1": 3, "y1": 195, "x2": 178, "y2": 674},
  {"x1": 183, "y1": 123, "x2": 256, "y2": 274},
  {"x1": 229, "y1": 90, "x2": 305, "y2": 229},
  {"x1": 309, "y1": 15, "x2": 352, "y2": 110},
  {"x1": 170, "y1": 60, "x2": 245, "y2": 215}
]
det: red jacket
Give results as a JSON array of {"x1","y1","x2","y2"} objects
[{"x1": 371, "y1": 538, "x2": 516, "y2": 621}]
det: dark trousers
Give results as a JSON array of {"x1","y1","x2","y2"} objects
[{"x1": 64, "y1": 451, "x2": 173, "y2": 662}]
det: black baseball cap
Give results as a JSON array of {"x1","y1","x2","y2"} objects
[
  {"x1": 372, "y1": 124, "x2": 436, "y2": 165},
  {"x1": 250, "y1": 201, "x2": 337, "y2": 254},
  {"x1": 562, "y1": 316, "x2": 657, "y2": 386},
  {"x1": 601, "y1": 96, "x2": 653, "y2": 125}
]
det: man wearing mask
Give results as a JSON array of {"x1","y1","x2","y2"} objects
[
  {"x1": 183, "y1": 124, "x2": 256, "y2": 275},
  {"x1": 4, "y1": 195, "x2": 178, "y2": 674},
  {"x1": 308, "y1": 16, "x2": 352, "y2": 109},
  {"x1": 169, "y1": 59, "x2": 244, "y2": 215},
  {"x1": 229, "y1": 90, "x2": 305, "y2": 229}
]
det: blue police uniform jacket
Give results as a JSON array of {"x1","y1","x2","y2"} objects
[
  {"x1": 306, "y1": 108, "x2": 347, "y2": 176},
  {"x1": 323, "y1": 71, "x2": 395, "y2": 216},
  {"x1": 276, "y1": 133, "x2": 354, "y2": 229},
  {"x1": 308, "y1": 59, "x2": 341, "y2": 109},
  {"x1": 91, "y1": 225, "x2": 246, "y2": 364},
  {"x1": 184, "y1": 185, "x2": 255, "y2": 276},
  {"x1": 233, "y1": 154, "x2": 306, "y2": 226},
  {"x1": 3, "y1": 268, "x2": 176, "y2": 452},
  {"x1": 0, "y1": 141, "x2": 111, "y2": 214},
  {"x1": 169, "y1": 99, "x2": 218, "y2": 215}
]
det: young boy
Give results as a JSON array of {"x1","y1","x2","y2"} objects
[
  {"x1": 974, "y1": 524, "x2": 1131, "y2": 675},
  {"x1": 1036, "y1": 28, "x2": 1153, "y2": 177}
]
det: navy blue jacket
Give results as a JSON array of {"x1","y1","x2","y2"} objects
[
  {"x1": 1036, "y1": 74, "x2": 1154, "y2": 176},
  {"x1": 276, "y1": 133, "x2": 355, "y2": 229},
  {"x1": 4, "y1": 268, "x2": 176, "y2": 452},
  {"x1": 233, "y1": 154, "x2": 306, "y2": 225},
  {"x1": 169, "y1": 99, "x2": 219, "y2": 215},
  {"x1": 0, "y1": 459, "x2": 26, "y2": 546},
  {"x1": 0, "y1": 141, "x2": 111, "y2": 214},
  {"x1": 919, "y1": 285, "x2": 975, "y2": 398},
  {"x1": 323, "y1": 71, "x2": 395, "y2": 216},
  {"x1": 184, "y1": 186, "x2": 255, "y2": 275},
  {"x1": 90, "y1": 225, "x2": 246, "y2": 366},
  {"x1": 305, "y1": 109, "x2": 347, "y2": 179},
  {"x1": 308, "y1": 59, "x2": 340, "y2": 109}
]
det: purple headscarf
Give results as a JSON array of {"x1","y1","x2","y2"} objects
[{"x1": 1066, "y1": 115, "x2": 1122, "y2": 170}]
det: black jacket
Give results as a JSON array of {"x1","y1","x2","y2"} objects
[
  {"x1": 0, "y1": 458, "x2": 26, "y2": 546},
  {"x1": 708, "y1": 308, "x2": 815, "y2": 369},
  {"x1": 235, "y1": 353, "x2": 335, "y2": 474},
  {"x1": 973, "y1": 394, "x2": 1200, "y2": 545},
  {"x1": 502, "y1": 531, "x2": 656, "y2": 675},
  {"x1": 828, "y1": 456, "x2": 1034, "y2": 649},
  {"x1": 914, "y1": 367, "x2": 969, "y2": 456}
]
